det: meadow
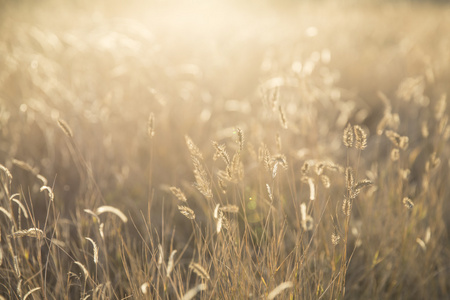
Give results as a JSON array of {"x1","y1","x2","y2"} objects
[{"x1": 0, "y1": 0, "x2": 449, "y2": 299}]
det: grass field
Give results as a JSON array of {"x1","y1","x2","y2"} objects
[{"x1": 1, "y1": 0, "x2": 450, "y2": 299}]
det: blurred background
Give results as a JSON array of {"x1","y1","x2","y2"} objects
[
  {"x1": 1, "y1": 0, "x2": 449, "y2": 209},
  {"x1": 1, "y1": 0, "x2": 450, "y2": 298}
]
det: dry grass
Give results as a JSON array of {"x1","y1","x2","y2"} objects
[{"x1": 1, "y1": 0, "x2": 450, "y2": 299}]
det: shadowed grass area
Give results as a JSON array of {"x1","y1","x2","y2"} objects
[{"x1": 0, "y1": 0, "x2": 449, "y2": 299}]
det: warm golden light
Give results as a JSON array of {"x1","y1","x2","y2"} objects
[{"x1": 1, "y1": 0, "x2": 449, "y2": 299}]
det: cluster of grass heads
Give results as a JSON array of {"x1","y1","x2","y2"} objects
[{"x1": 1, "y1": 0, "x2": 449, "y2": 299}]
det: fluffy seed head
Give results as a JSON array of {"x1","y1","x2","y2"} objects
[
  {"x1": 85, "y1": 237, "x2": 99, "y2": 264},
  {"x1": 189, "y1": 262, "x2": 210, "y2": 280},
  {"x1": 178, "y1": 205, "x2": 195, "y2": 220},
  {"x1": 272, "y1": 162, "x2": 278, "y2": 179},
  {"x1": 218, "y1": 178, "x2": 227, "y2": 194},
  {"x1": 399, "y1": 136, "x2": 409, "y2": 150},
  {"x1": 17, "y1": 279, "x2": 22, "y2": 299},
  {"x1": 148, "y1": 112, "x2": 155, "y2": 138},
  {"x1": 315, "y1": 162, "x2": 324, "y2": 176},
  {"x1": 40, "y1": 186, "x2": 54, "y2": 201},
  {"x1": 391, "y1": 148, "x2": 400, "y2": 161},
  {"x1": 345, "y1": 167, "x2": 354, "y2": 192},
  {"x1": 99, "y1": 223, "x2": 104, "y2": 239},
  {"x1": 181, "y1": 284, "x2": 207, "y2": 300},
  {"x1": 0, "y1": 207, "x2": 13, "y2": 222},
  {"x1": 11, "y1": 228, "x2": 44, "y2": 239},
  {"x1": 268, "y1": 281, "x2": 293, "y2": 300},
  {"x1": 308, "y1": 177, "x2": 315, "y2": 201},
  {"x1": 320, "y1": 175, "x2": 330, "y2": 188},
  {"x1": 300, "y1": 204, "x2": 313, "y2": 231},
  {"x1": 166, "y1": 250, "x2": 177, "y2": 278},
  {"x1": 12, "y1": 159, "x2": 36, "y2": 174},
  {"x1": 74, "y1": 261, "x2": 89, "y2": 278},
  {"x1": 300, "y1": 203, "x2": 307, "y2": 220},
  {"x1": 212, "y1": 141, "x2": 230, "y2": 165},
  {"x1": 36, "y1": 174, "x2": 48, "y2": 186},
  {"x1": 140, "y1": 282, "x2": 150, "y2": 295},
  {"x1": 236, "y1": 127, "x2": 244, "y2": 152},
  {"x1": 403, "y1": 197, "x2": 414, "y2": 209},
  {"x1": 57, "y1": 118, "x2": 73, "y2": 138},
  {"x1": 416, "y1": 238, "x2": 426, "y2": 251},
  {"x1": 301, "y1": 161, "x2": 310, "y2": 175},
  {"x1": 192, "y1": 156, "x2": 213, "y2": 199},
  {"x1": 354, "y1": 125, "x2": 367, "y2": 150},
  {"x1": 385, "y1": 130, "x2": 401, "y2": 147},
  {"x1": 23, "y1": 287, "x2": 41, "y2": 300},
  {"x1": 266, "y1": 184, "x2": 273, "y2": 201},
  {"x1": 331, "y1": 233, "x2": 340, "y2": 246},
  {"x1": 216, "y1": 215, "x2": 223, "y2": 233},
  {"x1": 84, "y1": 209, "x2": 99, "y2": 222},
  {"x1": 354, "y1": 179, "x2": 373, "y2": 192},
  {"x1": 342, "y1": 198, "x2": 352, "y2": 216},
  {"x1": 302, "y1": 215, "x2": 314, "y2": 231},
  {"x1": 343, "y1": 124, "x2": 354, "y2": 148},
  {"x1": 157, "y1": 244, "x2": 163, "y2": 267},
  {"x1": 95, "y1": 205, "x2": 128, "y2": 223},
  {"x1": 170, "y1": 187, "x2": 187, "y2": 202},
  {"x1": 220, "y1": 205, "x2": 239, "y2": 213},
  {"x1": 14, "y1": 256, "x2": 21, "y2": 277},
  {"x1": 185, "y1": 135, "x2": 203, "y2": 159},
  {"x1": 278, "y1": 105, "x2": 288, "y2": 129},
  {"x1": 0, "y1": 164, "x2": 12, "y2": 185},
  {"x1": 213, "y1": 204, "x2": 220, "y2": 219}
]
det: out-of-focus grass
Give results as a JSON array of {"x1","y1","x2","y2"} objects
[{"x1": 0, "y1": 0, "x2": 449, "y2": 299}]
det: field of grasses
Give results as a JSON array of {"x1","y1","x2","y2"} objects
[{"x1": 1, "y1": 0, "x2": 449, "y2": 299}]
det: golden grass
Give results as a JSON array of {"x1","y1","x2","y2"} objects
[{"x1": 0, "y1": 0, "x2": 449, "y2": 299}]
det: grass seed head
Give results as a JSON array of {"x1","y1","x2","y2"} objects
[
  {"x1": 220, "y1": 205, "x2": 239, "y2": 213},
  {"x1": 57, "y1": 118, "x2": 73, "y2": 138},
  {"x1": 354, "y1": 125, "x2": 367, "y2": 150},
  {"x1": 331, "y1": 233, "x2": 340, "y2": 246},
  {"x1": 185, "y1": 135, "x2": 203, "y2": 159},
  {"x1": 74, "y1": 261, "x2": 90, "y2": 279},
  {"x1": 189, "y1": 262, "x2": 210, "y2": 280},
  {"x1": 0, "y1": 164, "x2": 13, "y2": 185},
  {"x1": 170, "y1": 186, "x2": 187, "y2": 202},
  {"x1": 12, "y1": 159, "x2": 37, "y2": 174},
  {"x1": 236, "y1": 127, "x2": 244, "y2": 152},
  {"x1": 403, "y1": 197, "x2": 414, "y2": 209},
  {"x1": 0, "y1": 207, "x2": 13, "y2": 222},
  {"x1": 267, "y1": 281, "x2": 293, "y2": 300},
  {"x1": 23, "y1": 287, "x2": 41, "y2": 300},
  {"x1": 85, "y1": 237, "x2": 99, "y2": 264},
  {"x1": 95, "y1": 205, "x2": 128, "y2": 223},
  {"x1": 11, "y1": 228, "x2": 44, "y2": 239},
  {"x1": 320, "y1": 175, "x2": 330, "y2": 188},
  {"x1": 343, "y1": 123, "x2": 354, "y2": 148},
  {"x1": 178, "y1": 205, "x2": 195, "y2": 220},
  {"x1": 385, "y1": 130, "x2": 401, "y2": 147},
  {"x1": 40, "y1": 186, "x2": 54, "y2": 201},
  {"x1": 345, "y1": 167, "x2": 354, "y2": 193},
  {"x1": 342, "y1": 198, "x2": 352, "y2": 216},
  {"x1": 166, "y1": 250, "x2": 177, "y2": 278},
  {"x1": 308, "y1": 177, "x2": 315, "y2": 201},
  {"x1": 278, "y1": 105, "x2": 288, "y2": 129},
  {"x1": 391, "y1": 148, "x2": 400, "y2": 161},
  {"x1": 148, "y1": 112, "x2": 155, "y2": 137},
  {"x1": 181, "y1": 284, "x2": 207, "y2": 300}
]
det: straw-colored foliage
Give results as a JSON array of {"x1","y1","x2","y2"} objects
[{"x1": 0, "y1": 0, "x2": 449, "y2": 299}]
